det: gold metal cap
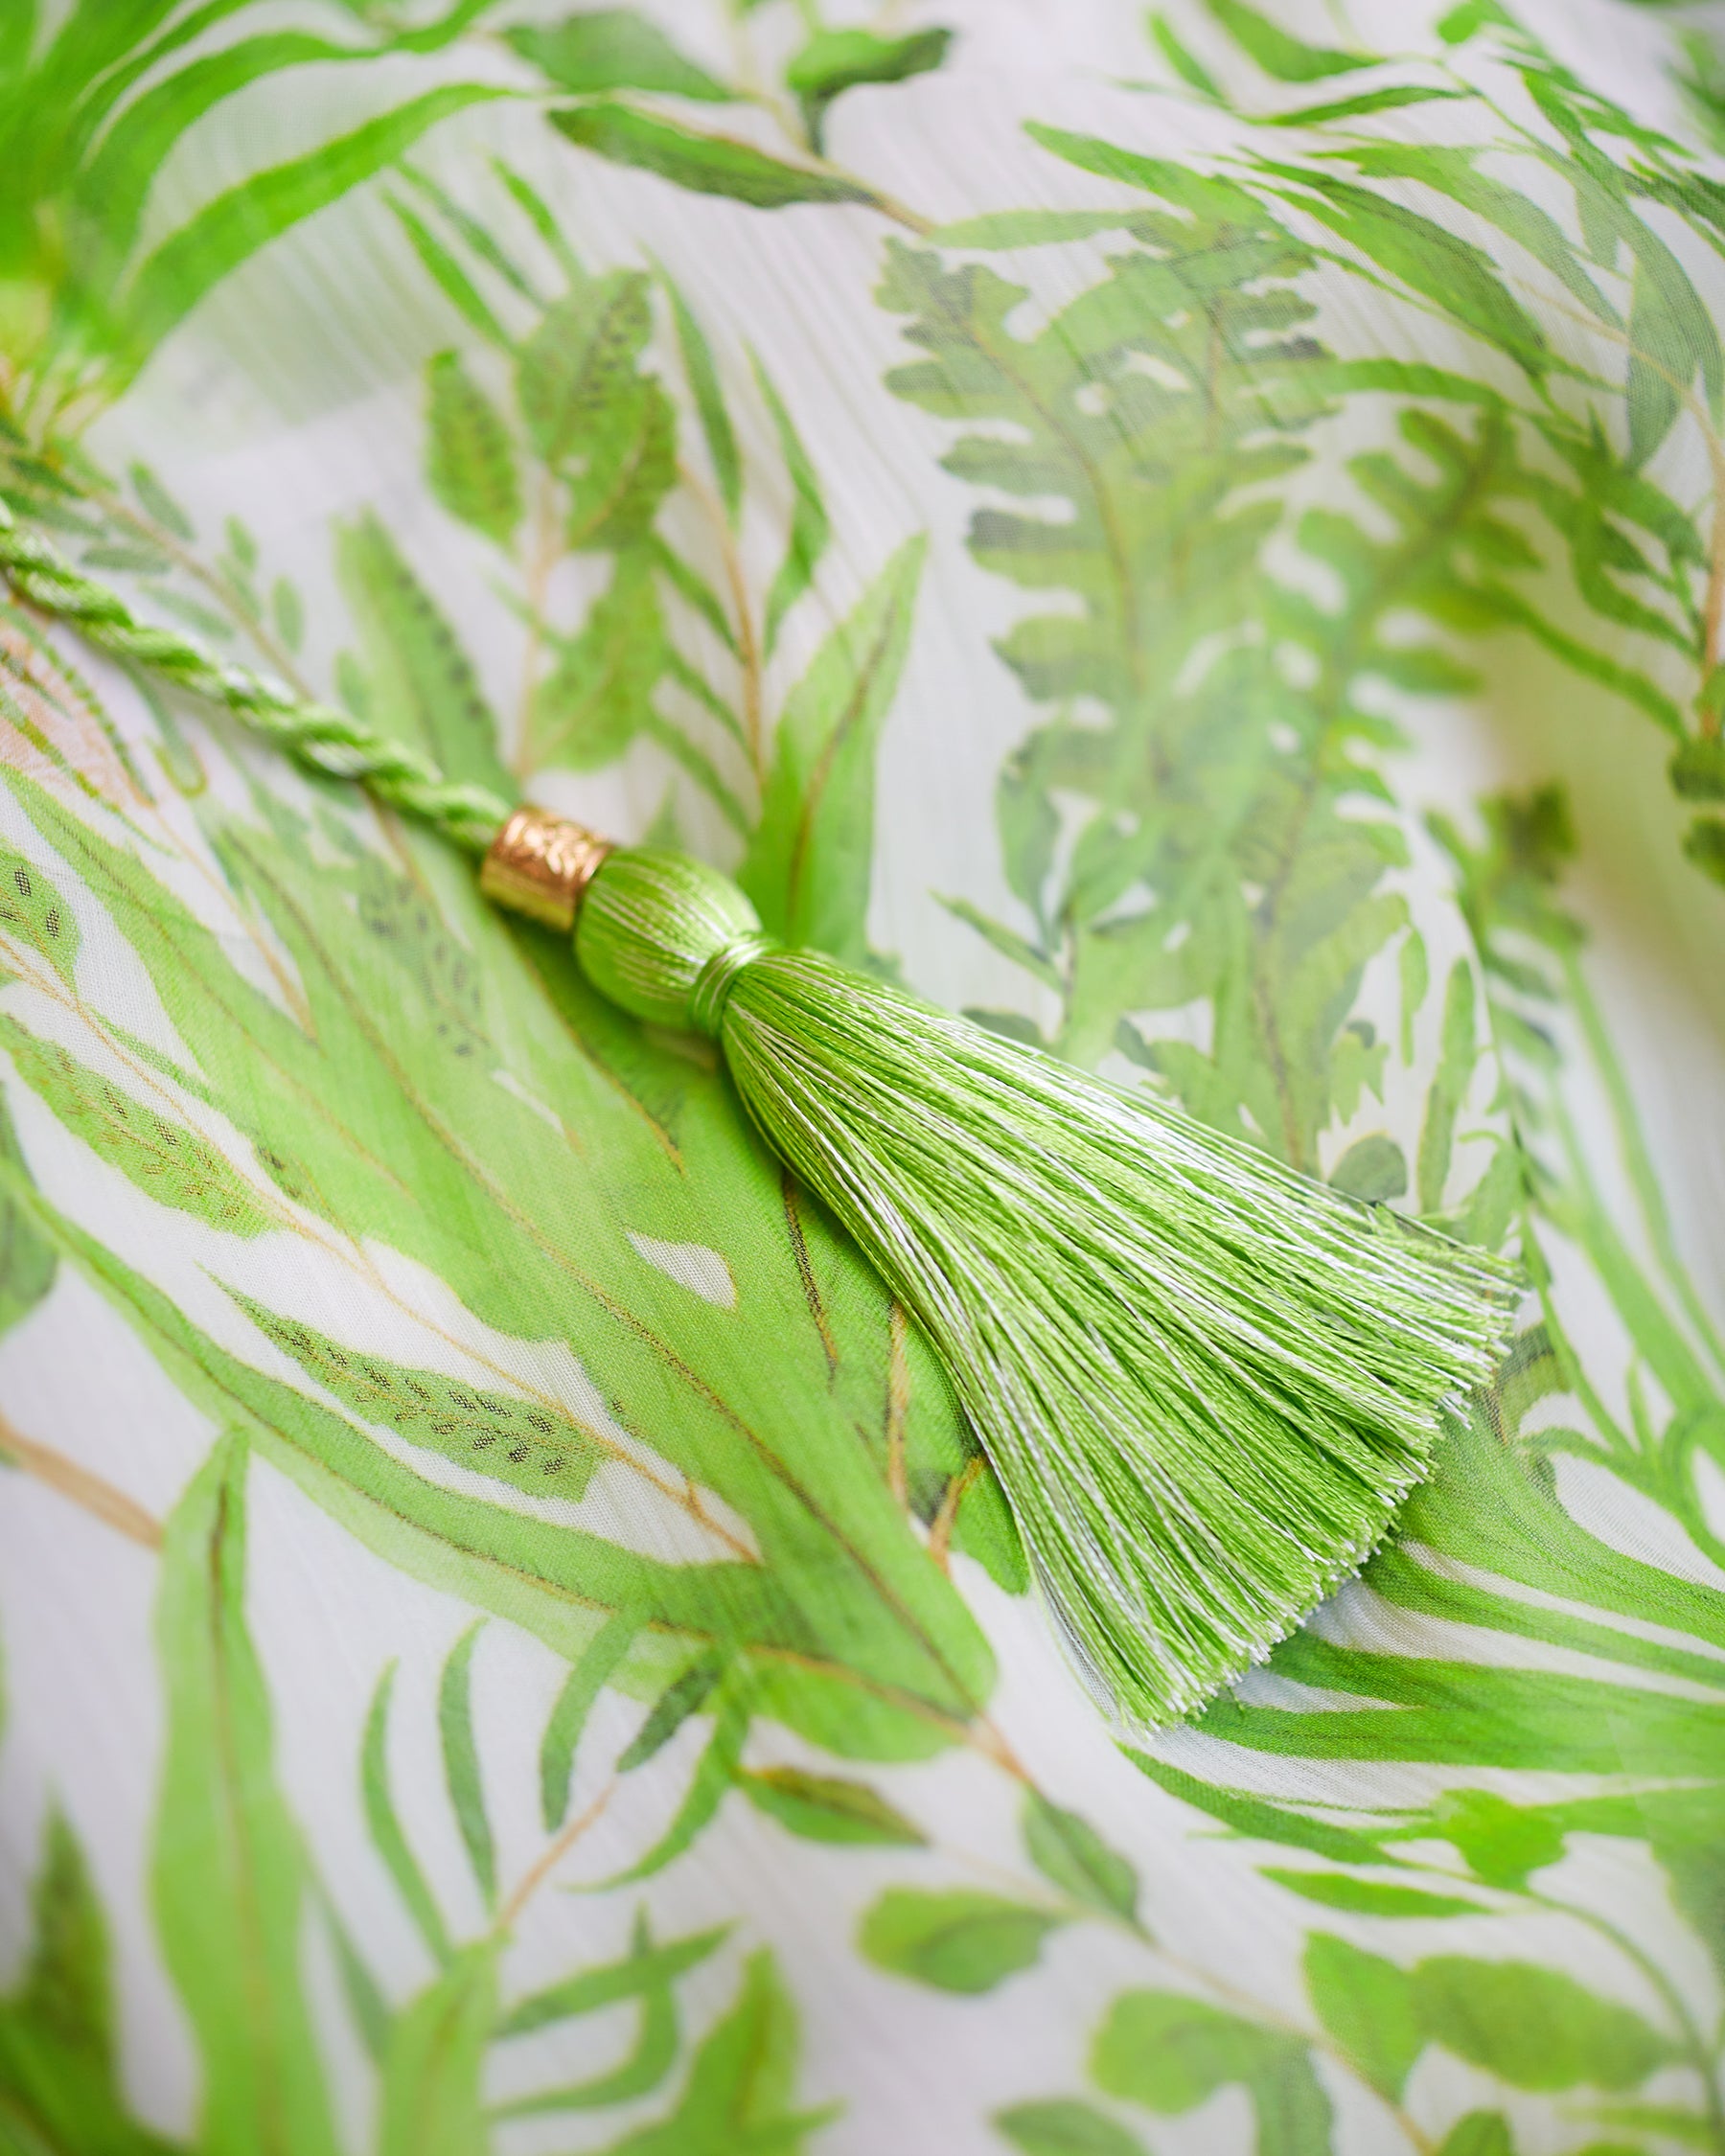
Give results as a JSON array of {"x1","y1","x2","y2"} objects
[{"x1": 479, "y1": 806, "x2": 614, "y2": 933}]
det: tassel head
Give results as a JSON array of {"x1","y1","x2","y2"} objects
[{"x1": 576, "y1": 846, "x2": 776, "y2": 1034}]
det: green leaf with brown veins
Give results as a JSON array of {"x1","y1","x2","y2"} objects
[
  {"x1": 754, "y1": 356, "x2": 831, "y2": 659},
  {"x1": 740, "y1": 536, "x2": 925, "y2": 966},
  {"x1": 426, "y1": 350, "x2": 520, "y2": 548},
  {"x1": 551, "y1": 103, "x2": 875, "y2": 211},
  {"x1": 860, "y1": 1889, "x2": 1065, "y2": 1995},
  {"x1": 232, "y1": 1291, "x2": 607, "y2": 1503},
  {"x1": 0, "y1": 1085, "x2": 57, "y2": 1336},
  {"x1": 115, "y1": 85, "x2": 514, "y2": 376},
  {"x1": 1412, "y1": 1959, "x2": 1675, "y2": 2091},
  {"x1": 6, "y1": 771, "x2": 995, "y2": 1756},
  {"x1": 518, "y1": 272, "x2": 655, "y2": 468},
  {"x1": 1207, "y1": 0, "x2": 1375, "y2": 82},
  {"x1": 152, "y1": 1434, "x2": 341, "y2": 2156},
  {"x1": 1092, "y1": 1988, "x2": 1332, "y2": 2156},
  {"x1": 0, "y1": 1014, "x2": 271, "y2": 1235},
  {"x1": 334, "y1": 511, "x2": 513, "y2": 800},
  {"x1": 600, "y1": 1950, "x2": 832, "y2": 2151},
  {"x1": 376, "y1": 1944, "x2": 497, "y2": 2156},
  {"x1": 738, "y1": 1768, "x2": 925, "y2": 1848},
  {"x1": 0, "y1": 841, "x2": 79, "y2": 985},
  {"x1": 527, "y1": 554, "x2": 669, "y2": 773},
  {"x1": 0, "y1": 1810, "x2": 175, "y2": 2155},
  {"x1": 1023, "y1": 1790, "x2": 1139, "y2": 1924},
  {"x1": 787, "y1": 28, "x2": 954, "y2": 154},
  {"x1": 506, "y1": 11, "x2": 732, "y2": 103},
  {"x1": 1303, "y1": 1936, "x2": 1422, "y2": 2101},
  {"x1": 996, "y1": 2099, "x2": 1146, "y2": 2156}
]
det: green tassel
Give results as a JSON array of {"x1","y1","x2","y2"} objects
[
  {"x1": 0, "y1": 505, "x2": 1517, "y2": 1729},
  {"x1": 579, "y1": 846, "x2": 1517, "y2": 1730}
]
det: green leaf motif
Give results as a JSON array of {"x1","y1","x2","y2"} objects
[
  {"x1": 859, "y1": 1889, "x2": 1064, "y2": 1995},
  {"x1": 438, "y1": 1621, "x2": 495, "y2": 1910},
  {"x1": 1266, "y1": 1869, "x2": 1482, "y2": 1918},
  {"x1": 362, "y1": 1663, "x2": 453, "y2": 1967},
  {"x1": 13, "y1": 1810, "x2": 111, "y2": 2066},
  {"x1": 518, "y1": 272, "x2": 654, "y2": 467},
  {"x1": 398, "y1": 161, "x2": 540, "y2": 309},
  {"x1": 0, "y1": 1813, "x2": 174, "y2": 2155},
  {"x1": 1671, "y1": 734, "x2": 1725, "y2": 801},
  {"x1": 152, "y1": 1434, "x2": 341, "y2": 2155},
  {"x1": 81, "y1": 539, "x2": 173, "y2": 576},
  {"x1": 3, "y1": 755, "x2": 996, "y2": 1768},
  {"x1": 1624, "y1": 226, "x2": 1723, "y2": 468},
  {"x1": 540, "y1": 1609, "x2": 640, "y2": 1831},
  {"x1": 755, "y1": 357, "x2": 831, "y2": 657},
  {"x1": 599, "y1": 1677, "x2": 754, "y2": 1889},
  {"x1": 1023, "y1": 1790, "x2": 1139, "y2": 1923},
  {"x1": 1123, "y1": 1751, "x2": 1392, "y2": 1867},
  {"x1": 334, "y1": 511, "x2": 512, "y2": 799},
  {"x1": 0, "y1": 1016, "x2": 270, "y2": 1234},
  {"x1": 426, "y1": 351, "x2": 520, "y2": 547},
  {"x1": 596, "y1": 1949, "x2": 831, "y2": 2155},
  {"x1": 1092, "y1": 1990, "x2": 1331, "y2": 2156},
  {"x1": 231, "y1": 1291, "x2": 605, "y2": 1502},
  {"x1": 1303, "y1": 1935, "x2": 1423, "y2": 2101},
  {"x1": 618, "y1": 1650, "x2": 728, "y2": 1773},
  {"x1": 0, "y1": 843, "x2": 79, "y2": 985},
  {"x1": 661, "y1": 268, "x2": 743, "y2": 525},
  {"x1": 1335, "y1": 144, "x2": 1619, "y2": 326},
  {"x1": 1432, "y1": 1789, "x2": 1566, "y2": 1891},
  {"x1": 322, "y1": 1898, "x2": 391, "y2": 2066},
  {"x1": 0, "y1": 1087, "x2": 57, "y2": 1338},
  {"x1": 494, "y1": 1915, "x2": 689, "y2": 2119},
  {"x1": 1208, "y1": 0, "x2": 1375, "y2": 81},
  {"x1": 528, "y1": 556, "x2": 668, "y2": 774},
  {"x1": 497, "y1": 1915, "x2": 728, "y2": 2039},
  {"x1": 738, "y1": 1767, "x2": 925, "y2": 1847},
  {"x1": 1023, "y1": 124, "x2": 1267, "y2": 222},
  {"x1": 128, "y1": 463, "x2": 196, "y2": 541},
  {"x1": 740, "y1": 535, "x2": 925, "y2": 966},
  {"x1": 512, "y1": 268, "x2": 678, "y2": 556},
  {"x1": 616, "y1": 1647, "x2": 724, "y2": 1768},
  {"x1": 376, "y1": 1943, "x2": 498, "y2": 2156},
  {"x1": 118, "y1": 85, "x2": 512, "y2": 372},
  {"x1": 996, "y1": 2098, "x2": 1145, "y2": 2155},
  {"x1": 390, "y1": 194, "x2": 514, "y2": 352},
  {"x1": 1267, "y1": 170, "x2": 1549, "y2": 373},
  {"x1": 1148, "y1": 14, "x2": 1223, "y2": 100},
  {"x1": 66, "y1": 31, "x2": 367, "y2": 297},
  {"x1": 1328, "y1": 1135, "x2": 1408, "y2": 1203},
  {"x1": 883, "y1": 210, "x2": 1472, "y2": 1119},
  {"x1": 565, "y1": 377, "x2": 676, "y2": 552},
  {"x1": 787, "y1": 28, "x2": 954, "y2": 152},
  {"x1": 1417, "y1": 961, "x2": 1479, "y2": 1212},
  {"x1": 1268, "y1": 85, "x2": 1465, "y2": 127},
  {"x1": 552, "y1": 103, "x2": 874, "y2": 211},
  {"x1": 1436, "y1": 2116, "x2": 1513, "y2": 2156},
  {"x1": 271, "y1": 577, "x2": 304, "y2": 654},
  {"x1": 1411, "y1": 1959, "x2": 1675, "y2": 2091},
  {"x1": 507, "y1": 11, "x2": 731, "y2": 102}
]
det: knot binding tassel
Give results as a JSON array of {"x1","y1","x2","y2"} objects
[
  {"x1": 575, "y1": 837, "x2": 1518, "y2": 1729},
  {"x1": 0, "y1": 503, "x2": 1517, "y2": 1729}
]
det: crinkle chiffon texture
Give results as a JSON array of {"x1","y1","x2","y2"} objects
[{"x1": 0, "y1": 4, "x2": 1721, "y2": 2154}]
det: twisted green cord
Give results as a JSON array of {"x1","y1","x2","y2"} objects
[{"x1": 0, "y1": 496, "x2": 513, "y2": 852}]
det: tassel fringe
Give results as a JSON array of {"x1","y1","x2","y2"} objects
[{"x1": 717, "y1": 949, "x2": 1517, "y2": 1729}]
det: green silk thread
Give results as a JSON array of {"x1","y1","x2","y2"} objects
[{"x1": 0, "y1": 495, "x2": 1518, "y2": 1729}]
